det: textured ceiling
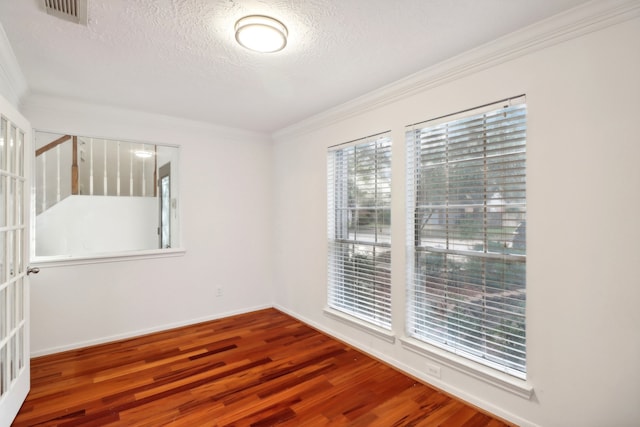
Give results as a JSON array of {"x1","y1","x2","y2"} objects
[{"x1": 0, "y1": 0, "x2": 591, "y2": 133}]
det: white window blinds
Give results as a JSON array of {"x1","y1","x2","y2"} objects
[
  {"x1": 328, "y1": 133, "x2": 392, "y2": 329},
  {"x1": 406, "y1": 97, "x2": 527, "y2": 377}
]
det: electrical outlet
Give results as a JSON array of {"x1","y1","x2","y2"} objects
[
  {"x1": 426, "y1": 363, "x2": 441, "y2": 378},
  {"x1": 216, "y1": 287, "x2": 223, "y2": 297}
]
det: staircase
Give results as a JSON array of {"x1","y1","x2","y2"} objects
[{"x1": 35, "y1": 134, "x2": 157, "y2": 215}]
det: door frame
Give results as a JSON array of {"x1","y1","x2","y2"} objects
[
  {"x1": 0, "y1": 93, "x2": 32, "y2": 426},
  {"x1": 158, "y1": 162, "x2": 171, "y2": 249}
]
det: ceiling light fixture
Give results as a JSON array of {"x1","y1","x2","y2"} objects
[
  {"x1": 234, "y1": 15, "x2": 288, "y2": 53},
  {"x1": 134, "y1": 150, "x2": 154, "y2": 159}
]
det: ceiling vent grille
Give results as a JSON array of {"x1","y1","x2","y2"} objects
[{"x1": 44, "y1": 0, "x2": 88, "y2": 25}]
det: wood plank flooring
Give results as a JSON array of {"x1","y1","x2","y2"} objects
[{"x1": 12, "y1": 308, "x2": 514, "y2": 426}]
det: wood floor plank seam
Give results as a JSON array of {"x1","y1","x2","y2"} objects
[{"x1": 12, "y1": 308, "x2": 515, "y2": 426}]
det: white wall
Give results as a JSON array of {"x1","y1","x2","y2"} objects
[
  {"x1": 23, "y1": 96, "x2": 275, "y2": 356},
  {"x1": 0, "y1": 23, "x2": 27, "y2": 106},
  {"x1": 2, "y1": 6, "x2": 639, "y2": 427},
  {"x1": 272, "y1": 14, "x2": 640, "y2": 427},
  {"x1": 36, "y1": 195, "x2": 158, "y2": 256}
]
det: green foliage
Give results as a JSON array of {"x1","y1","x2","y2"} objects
[{"x1": 415, "y1": 249, "x2": 525, "y2": 371}]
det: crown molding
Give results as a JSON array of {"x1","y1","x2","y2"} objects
[
  {"x1": 273, "y1": 0, "x2": 640, "y2": 140},
  {"x1": 21, "y1": 93, "x2": 271, "y2": 144},
  {"x1": 0, "y1": 23, "x2": 28, "y2": 107}
]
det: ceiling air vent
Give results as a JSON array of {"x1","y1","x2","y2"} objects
[{"x1": 44, "y1": 0, "x2": 88, "y2": 25}]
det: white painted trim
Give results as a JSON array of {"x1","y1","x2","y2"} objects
[
  {"x1": 273, "y1": 0, "x2": 640, "y2": 140},
  {"x1": 30, "y1": 303, "x2": 273, "y2": 357},
  {"x1": 0, "y1": 23, "x2": 28, "y2": 107},
  {"x1": 400, "y1": 337, "x2": 533, "y2": 400},
  {"x1": 275, "y1": 304, "x2": 539, "y2": 427},
  {"x1": 323, "y1": 307, "x2": 396, "y2": 343},
  {"x1": 30, "y1": 247, "x2": 187, "y2": 268},
  {"x1": 31, "y1": 302, "x2": 537, "y2": 425},
  {"x1": 21, "y1": 93, "x2": 271, "y2": 144}
]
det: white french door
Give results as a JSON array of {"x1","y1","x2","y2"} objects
[{"x1": 0, "y1": 93, "x2": 31, "y2": 426}]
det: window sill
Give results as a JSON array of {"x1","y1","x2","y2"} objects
[
  {"x1": 400, "y1": 336, "x2": 533, "y2": 400},
  {"x1": 323, "y1": 307, "x2": 396, "y2": 344},
  {"x1": 30, "y1": 247, "x2": 187, "y2": 268}
]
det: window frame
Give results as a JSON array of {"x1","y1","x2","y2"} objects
[
  {"x1": 31, "y1": 130, "x2": 184, "y2": 266},
  {"x1": 405, "y1": 96, "x2": 527, "y2": 379},
  {"x1": 327, "y1": 132, "x2": 392, "y2": 330}
]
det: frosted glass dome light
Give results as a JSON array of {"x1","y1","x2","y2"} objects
[{"x1": 235, "y1": 15, "x2": 288, "y2": 53}]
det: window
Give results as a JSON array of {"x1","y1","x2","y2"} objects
[
  {"x1": 33, "y1": 131, "x2": 181, "y2": 262},
  {"x1": 327, "y1": 133, "x2": 392, "y2": 329},
  {"x1": 406, "y1": 97, "x2": 527, "y2": 377}
]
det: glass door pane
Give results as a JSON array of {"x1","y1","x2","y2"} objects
[{"x1": 0, "y1": 95, "x2": 31, "y2": 426}]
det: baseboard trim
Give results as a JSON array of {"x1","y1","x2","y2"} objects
[
  {"x1": 29, "y1": 303, "x2": 273, "y2": 358},
  {"x1": 273, "y1": 304, "x2": 539, "y2": 427}
]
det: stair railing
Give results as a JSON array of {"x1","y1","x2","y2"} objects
[{"x1": 35, "y1": 135, "x2": 157, "y2": 215}]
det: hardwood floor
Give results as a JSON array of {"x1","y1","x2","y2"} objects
[{"x1": 12, "y1": 309, "x2": 513, "y2": 426}]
